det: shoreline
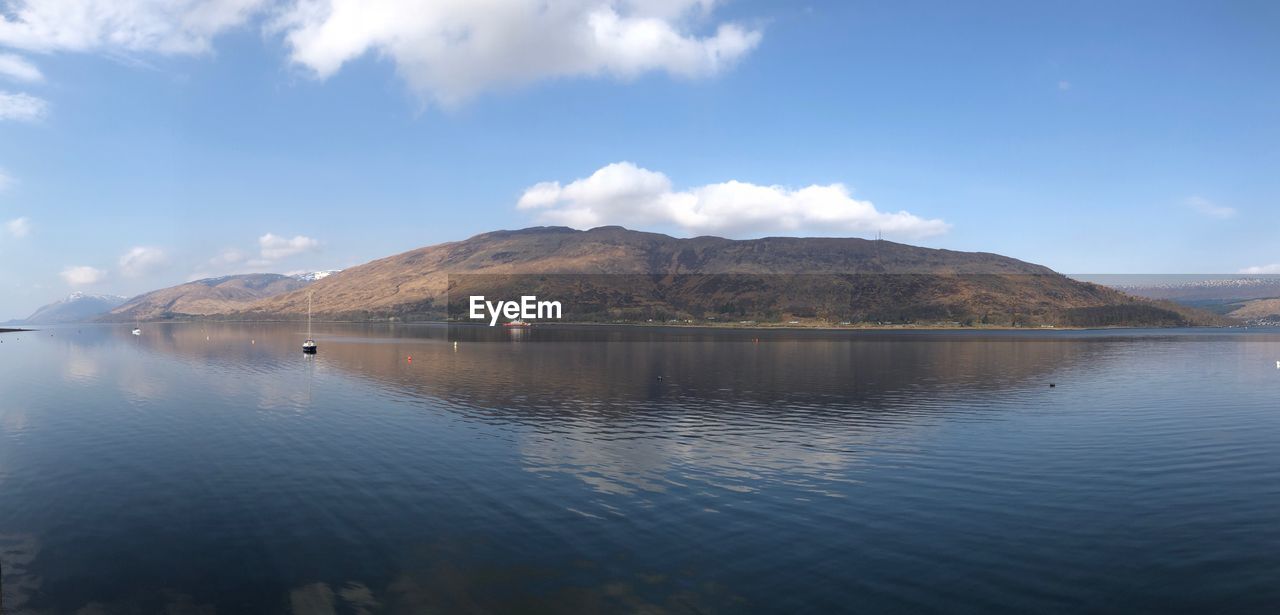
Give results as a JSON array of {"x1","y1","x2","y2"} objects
[
  {"x1": 493, "y1": 321, "x2": 1246, "y2": 332},
  {"x1": 91, "y1": 319, "x2": 1244, "y2": 332}
]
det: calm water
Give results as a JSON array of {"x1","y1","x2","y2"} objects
[{"x1": 1, "y1": 323, "x2": 1278, "y2": 613}]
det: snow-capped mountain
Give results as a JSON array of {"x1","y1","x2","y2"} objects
[
  {"x1": 289, "y1": 270, "x2": 342, "y2": 282},
  {"x1": 1115, "y1": 277, "x2": 1280, "y2": 303},
  {"x1": 14, "y1": 292, "x2": 128, "y2": 324}
]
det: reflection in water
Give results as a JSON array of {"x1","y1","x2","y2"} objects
[
  {"x1": 378, "y1": 539, "x2": 747, "y2": 613},
  {"x1": 289, "y1": 581, "x2": 379, "y2": 615},
  {"x1": 110, "y1": 323, "x2": 1111, "y2": 499},
  {"x1": 62, "y1": 353, "x2": 100, "y2": 384},
  {"x1": 0, "y1": 534, "x2": 40, "y2": 611},
  {"x1": 1, "y1": 324, "x2": 1279, "y2": 613}
]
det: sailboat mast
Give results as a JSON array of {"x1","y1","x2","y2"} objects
[{"x1": 307, "y1": 292, "x2": 313, "y2": 337}]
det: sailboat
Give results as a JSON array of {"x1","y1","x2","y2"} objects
[
  {"x1": 302, "y1": 292, "x2": 317, "y2": 354},
  {"x1": 131, "y1": 320, "x2": 141, "y2": 336}
]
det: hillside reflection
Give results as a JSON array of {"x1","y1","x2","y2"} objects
[
  {"x1": 11, "y1": 324, "x2": 1279, "y2": 613},
  {"x1": 67, "y1": 322, "x2": 1118, "y2": 499},
  {"x1": 96, "y1": 322, "x2": 1108, "y2": 417}
]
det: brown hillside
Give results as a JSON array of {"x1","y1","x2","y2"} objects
[
  {"x1": 1230, "y1": 298, "x2": 1280, "y2": 321},
  {"x1": 104, "y1": 274, "x2": 312, "y2": 321},
  {"x1": 238, "y1": 226, "x2": 1226, "y2": 327}
]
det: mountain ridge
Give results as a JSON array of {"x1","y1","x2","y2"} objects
[
  {"x1": 229, "y1": 226, "x2": 1227, "y2": 327},
  {"x1": 101, "y1": 273, "x2": 314, "y2": 322},
  {"x1": 7, "y1": 292, "x2": 127, "y2": 324},
  {"x1": 1109, "y1": 276, "x2": 1280, "y2": 323}
]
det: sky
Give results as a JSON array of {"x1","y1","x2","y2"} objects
[{"x1": 0, "y1": 0, "x2": 1278, "y2": 319}]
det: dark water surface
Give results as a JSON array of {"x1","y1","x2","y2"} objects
[{"x1": 1, "y1": 323, "x2": 1278, "y2": 613}]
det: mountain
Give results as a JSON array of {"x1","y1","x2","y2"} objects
[
  {"x1": 11, "y1": 292, "x2": 127, "y2": 324},
  {"x1": 1105, "y1": 276, "x2": 1280, "y2": 323},
  {"x1": 1113, "y1": 277, "x2": 1280, "y2": 311},
  {"x1": 290, "y1": 269, "x2": 342, "y2": 282},
  {"x1": 240, "y1": 226, "x2": 1228, "y2": 327},
  {"x1": 1227, "y1": 299, "x2": 1280, "y2": 323},
  {"x1": 103, "y1": 274, "x2": 313, "y2": 322}
]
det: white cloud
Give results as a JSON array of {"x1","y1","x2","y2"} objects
[
  {"x1": 1186, "y1": 196, "x2": 1235, "y2": 219},
  {"x1": 60, "y1": 265, "x2": 106, "y2": 286},
  {"x1": 272, "y1": 0, "x2": 761, "y2": 105},
  {"x1": 118, "y1": 246, "x2": 166, "y2": 276},
  {"x1": 0, "y1": 90, "x2": 47, "y2": 121},
  {"x1": 257, "y1": 232, "x2": 319, "y2": 260},
  {"x1": 0, "y1": 1, "x2": 759, "y2": 107},
  {"x1": 5, "y1": 216, "x2": 31, "y2": 238},
  {"x1": 518, "y1": 162, "x2": 951, "y2": 239},
  {"x1": 1240, "y1": 264, "x2": 1280, "y2": 275},
  {"x1": 198, "y1": 236, "x2": 318, "y2": 278},
  {"x1": 0, "y1": 0, "x2": 267, "y2": 55},
  {"x1": 209, "y1": 247, "x2": 247, "y2": 266},
  {"x1": 0, "y1": 53, "x2": 42, "y2": 82}
]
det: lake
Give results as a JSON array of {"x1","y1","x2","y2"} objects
[{"x1": 1, "y1": 323, "x2": 1278, "y2": 613}]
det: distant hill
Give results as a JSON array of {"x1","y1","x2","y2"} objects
[
  {"x1": 1108, "y1": 277, "x2": 1280, "y2": 323},
  {"x1": 10, "y1": 292, "x2": 127, "y2": 324},
  {"x1": 1114, "y1": 277, "x2": 1280, "y2": 309},
  {"x1": 1227, "y1": 298, "x2": 1280, "y2": 323},
  {"x1": 290, "y1": 269, "x2": 342, "y2": 282},
  {"x1": 103, "y1": 274, "x2": 313, "y2": 322},
  {"x1": 239, "y1": 226, "x2": 1228, "y2": 327}
]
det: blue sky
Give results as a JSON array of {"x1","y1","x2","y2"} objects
[{"x1": 0, "y1": 0, "x2": 1278, "y2": 319}]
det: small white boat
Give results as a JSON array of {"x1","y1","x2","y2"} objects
[
  {"x1": 131, "y1": 321, "x2": 141, "y2": 336},
  {"x1": 303, "y1": 292, "x2": 317, "y2": 354}
]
